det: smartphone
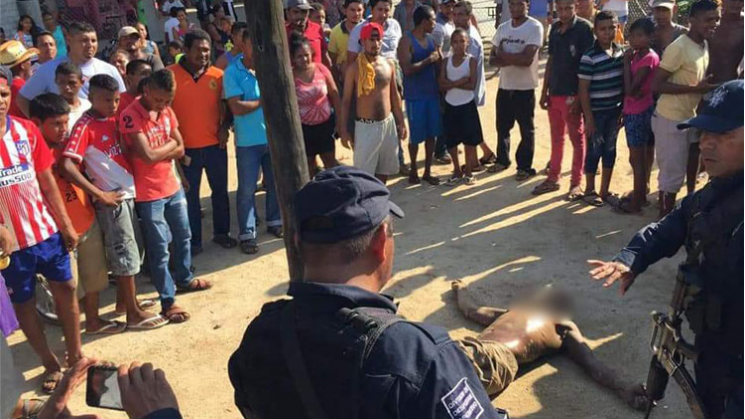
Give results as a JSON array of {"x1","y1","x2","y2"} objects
[{"x1": 86, "y1": 365, "x2": 124, "y2": 411}]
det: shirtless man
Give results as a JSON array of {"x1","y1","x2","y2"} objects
[
  {"x1": 650, "y1": 0, "x2": 688, "y2": 56},
  {"x1": 707, "y1": 0, "x2": 743, "y2": 84},
  {"x1": 340, "y1": 22, "x2": 407, "y2": 184},
  {"x1": 451, "y1": 280, "x2": 649, "y2": 410}
]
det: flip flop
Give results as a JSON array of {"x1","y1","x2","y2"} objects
[
  {"x1": 567, "y1": 187, "x2": 585, "y2": 202},
  {"x1": 17, "y1": 398, "x2": 45, "y2": 418},
  {"x1": 128, "y1": 314, "x2": 169, "y2": 331},
  {"x1": 532, "y1": 181, "x2": 560, "y2": 195},
  {"x1": 408, "y1": 173, "x2": 421, "y2": 184},
  {"x1": 612, "y1": 198, "x2": 643, "y2": 215},
  {"x1": 445, "y1": 176, "x2": 464, "y2": 186},
  {"x1": 176, "y1": 278, "x2": 213, "y2": 294},
  {"x1": 162, "y1": 305, "x2": 190, "y2": 324},
  {"x1": 583, "y1": 192, "x2": 604, "y2": 207},
  {"x1": 487, "y1": 163, "x2": 510, "y2": 173},
  {"x1": 422, "y1": 175, "x2": 441, "y2": 186},
  {"x1": 479, "y1": 153, "x2": 496, "y2": 165},
  {"x1": 603, "y1": 193, "x2": 622, "y2": 207},
  {"x1": 114, "y1": 299, "x2": 157, "y2": 316},
  {"x1": 213, "y1": 234, "x2": 238, "y2": 249},
  {"x1": 240, "y1": 239, "x2": 259, "y2": 254},
  {"x1": 42, "y1": 370, "x2": 63, "y2": 394},
  {"x1": 86, "y1": 320, "x2": 127, "y2": 335}
]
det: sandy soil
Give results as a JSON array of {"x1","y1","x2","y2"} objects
[{"x1": 11, "y1": 66, "x2": 694, "y2": 419}]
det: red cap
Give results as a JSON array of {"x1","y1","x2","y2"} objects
[{"x1": 360, "y1": 22, "x2": 384, "y2": 40}]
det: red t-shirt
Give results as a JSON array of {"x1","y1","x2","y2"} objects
[
  {"x1": 118, "y1": 92, "x2": 137, "y2": 119},
  {"x1": 9, "y1": 77, "x2": 26, "y2": 119},
  {"x1": 286, "y1": 20, "x2": 327, "y2": 64},
  {"x1": 119, "y1": 99, "x2": 181, "y2": 202},
  {"x1": 0, "y1": 116, "x2": 57, "y2": 251}
]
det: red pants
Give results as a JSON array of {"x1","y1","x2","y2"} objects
[{"x1": 547, "y1": 95, "x2": 585, "y2": 186}]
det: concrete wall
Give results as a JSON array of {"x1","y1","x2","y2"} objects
[{"x1": 1, "y1": 1, "x2": 21, "y2": 38}]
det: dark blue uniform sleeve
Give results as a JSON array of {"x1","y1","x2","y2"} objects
[
  {"x1": 141, "y1": 408, "x2": 183, "y2": 419},
  {"x1": 613, "y1": 196, "x2": 691, "y2": 275},
  {"x1": 410, "y1": 341, "x2": 505, "y2": 419}
]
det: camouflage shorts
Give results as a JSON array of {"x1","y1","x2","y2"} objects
[{"x1": 457, "y1": 336, "x2": 519, "y2": 399}]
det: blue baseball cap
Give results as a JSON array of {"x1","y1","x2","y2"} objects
[
  {"x1": 295, "y1": 166, "x2": 405, "y2": 244},
  {"x1": 678, "y1": 80, "x2": 744, "y2": 134}
]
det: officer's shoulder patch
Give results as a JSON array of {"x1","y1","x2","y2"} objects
[{"x1": 441, "y1": 377, "x2": 484, "y2": 419}]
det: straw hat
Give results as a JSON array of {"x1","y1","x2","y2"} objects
[{"x1": 0, "y1": 40, "x2": 39, "y2": 68}]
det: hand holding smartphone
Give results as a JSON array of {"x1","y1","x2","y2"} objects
[{"x1": 86, "y1": 365, "x2": 125, "y2": 411}]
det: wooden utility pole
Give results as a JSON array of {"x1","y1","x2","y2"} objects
[{"x1": 243, "y1": 0, "x2": 309, "y2": 281}]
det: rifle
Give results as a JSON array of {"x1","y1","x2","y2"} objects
[{"x1": 643, "y1": 264, "x2": 708, "y2": 419}]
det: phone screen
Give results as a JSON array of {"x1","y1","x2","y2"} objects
[{"x1": 86, "y1": 366, "x2": 124, "y2": 411}]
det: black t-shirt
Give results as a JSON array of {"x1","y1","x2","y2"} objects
[{"x1": 547, "y1": 16, "x2": 594, "y2": 96}]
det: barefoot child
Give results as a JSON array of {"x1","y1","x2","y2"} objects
[
  {"x1": 439, "y1": 28, "x2": 483, "y2": 186},
  {"x1": 60, "y1": 75, "x2": 168, "y2": 331},
  {"x1": 618, "y1": 18, "x2": 659, "y2": 214},
  {"x1": 577, "y1": 11, "x2": 624, "y2": 207},
  {"x1": 29, "y1": 93, "x2": 122, "y2": 335},
  {"x1": 0, "y1": 71, "x2": 82, "y2": 394}
]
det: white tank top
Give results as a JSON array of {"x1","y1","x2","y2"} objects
[{"x1": 445, "y1": 53, "x2": 475, "y2": 106}]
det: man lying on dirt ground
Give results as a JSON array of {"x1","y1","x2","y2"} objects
[
  {"x1": 229, "y1": 166, "x2": 511, "y2": 419},
  {"x1": 451, "y1": 280, "x2": 650, "y2": 410}
]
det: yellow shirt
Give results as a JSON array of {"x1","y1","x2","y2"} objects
[
  {"x1": 656, "y1": 35, "x2": 709, "y2": 121},
  {"x1": 328, "y1": 22, "x2": 351, "y2": 66}
]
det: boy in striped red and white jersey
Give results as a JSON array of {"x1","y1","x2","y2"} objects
[{"x1": 0, "y1": 70, "x2": 83, "y2": 394}]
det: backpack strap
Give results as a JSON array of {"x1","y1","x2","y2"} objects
[
  {"x1": 280, "y1": 302, "x2": 329, "y2": 419},
  {"x1": 336, "y1": 307, "x2": 406, "y2": 366}
]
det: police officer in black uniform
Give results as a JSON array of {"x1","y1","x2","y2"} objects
[
  {"x1": 589, "y1": 80, "x2": 744, "y2": 419},
  {"x1": 228, "y1": 166, "x2": 514, "y2": 419}
]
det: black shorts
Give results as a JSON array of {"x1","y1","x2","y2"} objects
[
  {"x1": 302, "y1": 115, "x2": 336, "y2": 157},
  {"x1": 444, "y1": 101, "x2": 484, "y2": 148}
]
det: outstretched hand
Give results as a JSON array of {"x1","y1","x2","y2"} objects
[
  {"x1": 37, "y1": 358, "x2": 101, "y2": 419},
  {"x1": 588, "y1": 260, "x2": 636, "y2": 296}
]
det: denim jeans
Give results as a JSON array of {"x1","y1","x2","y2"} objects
[
  {"x1": 235, "y1": 145, "x2": 281, "y2": 241},
  {"x1": 183, "y1": 145, "x2": 230, "y2": 248},
  {"x1": 584, "y1": 108, "x2": 621, "y2": 174},
  {"x1": 136, "y1": 188, "x2": 193, "y2": 308},
  {"x1": 496, "y1": 89, "x2": 536, "y2": 172}
]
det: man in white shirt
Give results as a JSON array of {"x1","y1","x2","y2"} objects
[
  {"x1": 489, "y1": 0, "x2": 543, "y2": 179},
  {"x1": 161, "y1": 0, "x2": 185, "y2": 15},
  {"x1": 346, "y1": 0, "x2": 403, "y2": 63},
  {"x1": 164, "y1": 8, "x2": 181, "y2": 44},
  {"x1": 16, "y1": 22, "x2": 125, "y2": 117}
]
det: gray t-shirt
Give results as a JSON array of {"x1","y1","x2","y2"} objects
[
  {"x1": 19, "y1": 56, "x2": 126, "y2": 101},
  {"x1": 433, "y1": 13, "x2": 456, "y2": 53}
]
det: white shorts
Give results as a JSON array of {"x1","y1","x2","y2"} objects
[
  {"x1": 353, "y1": 114, "x2": 400, "y2": 176},
  {"x1": 652, "y1": 111, "x2": 697, "y2": 194}
]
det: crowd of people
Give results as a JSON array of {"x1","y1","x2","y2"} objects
[{"x1": 0, "y1": 0, "x2": 742, "y2": 417}]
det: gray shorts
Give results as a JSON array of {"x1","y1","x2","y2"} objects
[
  {"x1": 94, "y1": 198, "x2": 143, "y2": 276},
  {"x1": 353, "y1": 114, "x2": 400, "y2": 176}
]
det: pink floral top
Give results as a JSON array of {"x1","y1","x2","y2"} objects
[{"x1": 294, "y1": 64, "x2": 333, "y2": 126}]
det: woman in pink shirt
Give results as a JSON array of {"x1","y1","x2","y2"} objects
[
  {"x1": 619, "y1": 18, "x2": 660, "y2": 214},
  {"x1": 291, "y1": 33, "x2": 342, "y2": 173}
]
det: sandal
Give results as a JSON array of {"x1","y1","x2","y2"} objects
[
  {"x1": 422, "y1": 175, "x2": 441, "y2": 186},
  {"x1": 408, "y1": 172, "x2": 421, "y2": 184},
  {"x1": 42, "y1": 370, "x2": 63, "y2": 394},
  {"x1": 15, "y1": 398, "x2": 45, "y2": 419},
  {"x1": 603, "y1": 193, "x2": 621, "y2": 207},
  {"x1": 516, "y1": 169, "x2": 535, "y2": 181},
  {"x1": 86, "y1": 320, "x2": 127, "y2": 335},
  {"x1": 479, "y1": 153, "x2": 496, "y2": 165},
  {"x1": 487, "y1": 163, "x2": 510, "y2": 173},
  {"x1": 115, "y1": 298, "x2": 157, "y2": 316},
  {"x1": 213, "y1": 234, "x2": 238, "y2": 249},
  {"x1": 532, "y1": 181, "x2": 560, "y2": 195},
  {"x1": 446, "y1": 175, "x2": 464, "y2": 186},
  {"x1": 613, "y1": 198, "x2": 643, "y2": 214},
  {"x1": 176, "y1": 278, "x2": 213, "y2": 294},
  {"x1": 464, "y1": 176, "x2": 476, "y2": 185},
  {"x1": 161, "y1": 305, "x2": 190, "y2": 324},
  {"x1": 583, "y1": 191, "x2": 604, "y2": 207},
  {"x1": 567, "y1": 186, "x2": 585, "y2": 202},
  {"x1": 267, "y1": 226, "x2": 284, "y2": 238},
  {"x1": 240, "y1": 239, "x2": 259, "y2": 254},
  {"x1": 128, "y1": 314, "x2": 169, "y2": 330}
]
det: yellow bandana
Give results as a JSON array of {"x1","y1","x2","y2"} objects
[{"x1": 356, "y1": 53, "x2": 376, "y2": 97}]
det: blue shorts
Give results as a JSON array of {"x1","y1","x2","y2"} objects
[
  {"x1": 624, "y1": 106, "x2": 654, "y2": 148},
  {"x1": 406, "y1": 98, "x2": 443, "y2": 145},
  {"x1": 4, "y1": 233, "x2": 72, "y2": 304}
]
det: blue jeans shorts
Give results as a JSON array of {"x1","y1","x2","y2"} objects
[
  {"x1": 4, "y1": 232, "x2": 72, "y2": 304},
  {"x1": 624, "y1": 106, "x2": 654, "y2": 148},
  {"x1": 406, "y1": 98, "x2": 443, "y2": 145}
]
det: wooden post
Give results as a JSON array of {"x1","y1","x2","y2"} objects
[{"x1": 243, "y1": 0, "x2": 309, "y2": 281}]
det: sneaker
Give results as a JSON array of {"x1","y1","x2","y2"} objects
[{"x1": 464, "y1": 176, "x2": 476, "y2": 185}]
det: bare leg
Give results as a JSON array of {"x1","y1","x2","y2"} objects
[
  {"x1": 14, "y1": 299, "x2": 61, "y2": 373},
  {"x1": 82, "y1": 293, "x2": 107, "y2": 332},
  {"x1": 408, "y1": 143, "x2": 420, "y2": 183},
  {"x1": 47, "y1": 281, "x2": 83, "y2": 367},
  {"x1": 449, "y1": 147, "x2": 463, "y2": 178},
  {"x1": 117, "y1": 276, "x2": 156, "y2": 325},
  {"x1": 319, "y1": 152, "x2": 339, "y2": 169},
  {"x1": 464, "y1": 146, "x2": 477, "y2": 177},
  {"x1": 451, "y1": 280, "x2": 507, "y2": 326},
  {"x1": 599, "y1": 167, "x2": 614, "y2": 199},
  {"x1": 560, "y1": 320, "x2": 648, "y2": 411},
  {"x1": 423, "y1": 138, "x2": 435, "y2": 179},
  {"x1": 375, "y1": 174, "x2": 388, "y2": 184}
]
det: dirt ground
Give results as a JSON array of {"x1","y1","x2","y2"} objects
[{"x1": 11, "y1": 67, "x2": 694, "y2": 418}]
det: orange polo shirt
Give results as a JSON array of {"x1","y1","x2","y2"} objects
[{"x1": 168, "y1": 63, "x2": 224, "y2": 149}]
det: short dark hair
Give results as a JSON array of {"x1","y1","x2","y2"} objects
[
  {"x1": 170, "y1": 7, "x2": 181, "y2": 17},
  {"x1": 689, "y1": 0, "x2": 719, "y2": 18},
  {"x1": 289, "y1": 32, "x2": 311, "y2": 57},
  {"x1": 29, "y1": 93, "x2": 70, "y2": 121},
  {"x1": 55, "y1": 61, "x2": 83, "y2": 79},
  {"x1": 310, "y1": 2, "x2": 325, "y2": 12},
  {"x1": 454, "y1": 1, "x2": 473, "y2": 15},
  {"x1": 146, "y1": 69, "x2": 176, "y2": 92},
  {"x1": 343, "y1": 0, "x2": 363, "y2": 7},
  {"x1": 89, "y1": 74, "x2": 120, "y2": 93},
  {"x1": 451, "y1": 27, "x2": 469, "y2": 41},
  {"x1": 42, "y1": 11, "x2": 53, "y2": 18},
  {"x1": 67, "y1": 21, "x2": 96, "y2": 37},
  {"x1": 168, "y1": 40, "x2": 183, "y2": 50},
  {"x1": 369, "y1": 0, "x2": 393, "y2": 9},
  {"x1": 231, "y1": 21, "x2": 248, "y2": 36},
  {"x1": 629, "y1": 17, "x2": 655, "y2": 35},
  {"x1": 594, "y1": 10, "x2": 618, "y2": 25},
  {"x1": 126, "y1": 59, "x2": 151, "y2": 75},
  {"x1": 183, "y1": 28, "x2": 212, "y2": 50},
  {"x1": 32, "y1": 30, "x2": 55, "y2": 47},
  {"x1": 413, "y1": 5, "x2": 435, "y2": 26}
]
